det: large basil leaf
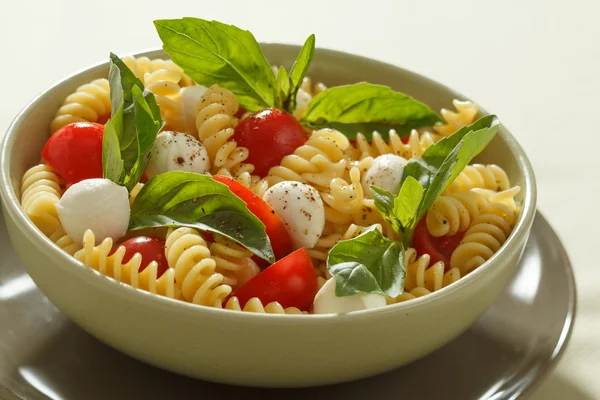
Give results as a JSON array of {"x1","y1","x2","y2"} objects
[
  {"x1": 154, "y1": 18, "x2": 276, "y2": 111},
  {"x1": 327, "y1": 226, "x2": 405, "y2": 297},
  {"x1": 129, "y1": 171, "x2": 274, "y2": 263},
  {"x1": 301, "y1": 82, "x2": 441, "y2": 139}
]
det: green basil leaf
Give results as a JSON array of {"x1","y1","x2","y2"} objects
[
  {"x1": 154, "y1": 18, "x2": 276, "y2": 111},
  {"x1": 393, "y1": 176, "x2": 424, "y2": 228},
  {"x1": 370, "y1": 186, "x2": 401, "y2": 233},
  {"x1": 130, "y1": 171, "x2": 274, "y2": 263},
  {"x1": 301, "y1": 82, "x2": 441, "y2": 139},
  {"x1": 120, "y1": 86, "x2": 162, "y2": 190},
  {"x1": 102, "y1": 114, "x2": 124, "y2": 182},
  {"x1": 275, "y1": 66, "x2": 291, "y2": 110},
  {"x1": 399, "y1": 115, "x2": 499, "y2": 236},
  {"x1": 103, "y1": 54, "x2": 164, "y2": 192},
  {"x1": 287, "y1": 34, "x2": 315, "y2": 112},
  {"x1": 327, "y1": 226, "x2": 405, "y2": 297}
]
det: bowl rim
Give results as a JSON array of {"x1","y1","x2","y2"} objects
[{"x1": 0, "y1": 45, "x2": 537, "y2": 321}]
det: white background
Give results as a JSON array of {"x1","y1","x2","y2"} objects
[{"x1": 1, "y1": 0, "x2": 598, "y2": 398}]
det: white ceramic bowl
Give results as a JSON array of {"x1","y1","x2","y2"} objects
[{"x1": 0, "y1": 46, "x2": 537, "y2": 388}]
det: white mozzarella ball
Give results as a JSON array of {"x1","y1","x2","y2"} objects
[
  {"x1": 262, "y1": 181, "x2": 325, "y2": 249},
  {"x1": 179, "y1": 85, "x2": 208, "y2": 135},
  {"x1": 56, "y1": 179, "x2": 130, "y2": 245},
  {"x1": 313, "y1": 278, "x2": 387, "y2": 314},
  {"x1": 361, "y1": 154, "x2": 408, "y2": 197},
  {"x1": 293, "y1": 88, "x2": 312, "y2": 119},
  {"x1": 146, "y1": 131, "x2": 210, "y2": 178}
]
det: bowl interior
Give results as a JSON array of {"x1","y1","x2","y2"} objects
[{"x1": 0, "y1": 44, "x2": 536, "y2": 315}]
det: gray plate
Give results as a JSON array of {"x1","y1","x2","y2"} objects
[{"x1": 0, "y1": 210, "x2": 576, "y2": 400}]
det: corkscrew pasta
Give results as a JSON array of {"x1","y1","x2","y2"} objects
[
  {"x1": 426, "y1": 190, "x2": 487, "y2": 237},
  {"x1": 75, "y1": 230, "x2": 178, "y2": 298},
  {"x1": 50, "y1": 79, "x2": 111, "y2": 133},
  {"x1": 164, "y1": 227, "x2": 232, "y2": 306},
  {"x1": 450, "y1": 202, "x2": 517, "y2": 274},
  {"x1": 22, "y1": 49, "x2": 523, "y2": 314},
  {"x1": 222, "y1": 296, "x2": 304, "y2": 314}
]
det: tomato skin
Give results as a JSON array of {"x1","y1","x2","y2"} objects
[
  {"x1": 412, "y1": 216, "x2": 464, "y2": 269},
  {"x1": 232, "y1": 108, "x2": 307, "y2": 176},
  {"x1": 212, "y1": 175, "x2": 293, "y2": 263},
  {"x1": 234, "y1": 106, "x2": 247, "y2": 119},
  {"x1": 112, "y1": 236, "x2": 169, "y2": 278},
  {"x1": 230, "y1": 248, "x2": 317, "y2": 311},
  {"x1": 97, "y1": 114, "x2": 111, "y2": 125},
  {"x1": 42, "y1": 122, "x2": 104, "y2": 184}
]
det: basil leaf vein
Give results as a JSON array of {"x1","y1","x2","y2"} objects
[
  {"x1": 327, "y1": 226, "x2": 405, "y2": 297},
  {"x1": 154, "y1": 18, "x2": 276, "y2": 111},
  {"x1": 102, "y1": 53, "x2": 163, "y2": 192},
  {"x1": 130, "y1": 171, "x2": 274, "y2": 263},
  {"x1": 301, "y1": 82, "x2": 441, "y2": 139}
]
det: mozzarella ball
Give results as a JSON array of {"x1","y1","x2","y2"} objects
[
  {"x1": 146, "y1": 131, "x2": 210, "y2": 178},
  {"x1": 179, "y1": 85, "x2": 208, "y2": 135},
  {"x1": 293, "y1": 88, "x2": 312, "y2": 119},
  {"x1": 361, "y1": 154, "x2": 408, "y2": 197},
  {"x1": 57, "y1": 179, "x2": 130, "y2": 245},
  {"x1": 262, "y1": 181, "x2": 325, "y2": 249},
  {"x1": 313, "y1": 278, "x2": 387, "y2": 314}
]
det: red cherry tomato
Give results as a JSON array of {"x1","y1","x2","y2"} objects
[
  {"x1": 97, "y1": 114, "x2": 111, "y2": 125},
  {"x1": 42, "y1": 122, "x2": 104, "y2": 184},
  {"x1": 111, "y1": 236, "x2": 169, "y2": 278},
  {"x1": 230, "y1": 248, "x2": 317, "y2": 311},
  {"x1": 234, "y1": 106, "x2": 247, "y2": 119},
  {"x1": 212, "y1": 175, "x2": 293, "y2": 263},
  {"x1": 401, "y1": 136, "x2": 410, "y2": 144},
  {"x1": 412, "y1": 216, "x2": 464, "y2": 269},
  {"x1": 232, "y1": 108, "x2": 307, "y2": 176}
]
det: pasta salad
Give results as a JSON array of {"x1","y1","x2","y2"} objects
[{"x1": 20, "y1": 18, "x2": 520, "y2": 315}]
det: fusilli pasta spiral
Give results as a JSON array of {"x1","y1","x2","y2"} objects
[
  {"x1": 20, "y1": 164, "x2": 63, "y2": 235},
  {"x1": 195, "y1": 85, "x2": 260, "y2": 188},
  {"x1": 432, "y1": 99, "x2": 479, "y2": 137},
  {"x1": 426, "y1": 190, "x2": 487, "y2": 237},
  {"x1": 210, "y1": 234, "x2": 259, "y2": 288},
  {"x1": 50, "y1": 79, "x2": 111, "y2": 133},
  {"x1": 450, "y1": 202, "x2": 517, "y2": 274},
  {"x1": 388, "y1": 248, "x2": 461, "y2": 304},
  {"x1": 267, "y1": 128, "x2": 348, "y2": 190},
  {"x1": 445, "y1": 164, "x2": 510, "y2": 194},
  {"x1": 74, "y1": 230, "x2": 178, "y2": 298},
  {"x1": 222, "y1": 296, "x2": 304, "y2": 314},
  {"x1": 122, "y1": 56, "x2": 193, "y2": 87},
  {"x1": 165, "y1": 227, "x2": 232, "y2": 306},
  {"x1": 352, "y1": 129, "x2": 436, "y2": 160}
]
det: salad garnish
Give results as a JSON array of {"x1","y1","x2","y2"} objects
[
  {"x1": 103, "y1": 53, "x2": 163, "y2": 191},
  {"x1": 327, "y1": 116, "x2": 499, "y2": 297},
  {"x1": 154, "y1": 17, "x2": 440, "y2": 138}
]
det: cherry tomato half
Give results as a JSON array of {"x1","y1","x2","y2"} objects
[
  {"x1": 97, "y1": 114, "x2": 111, "y2": 125},
  {"x1": 42, "y1": 122, "x2": 104, "y2": 184},
  {"x1": 230, "y1": 248, "x2": 317, "y2": 311},
  {"x1": 234, "y1": 106, "x2": 247, "y2": 119},
  {"x1": 213, "y1": 175, "x2": 293, "y2": 263},
  {"x1": 412, "y1": 216, "x2": 464, "y2": 269},
  {"x1": 111, "y1": 236, "x2": 169, "y2": 278},
  {"x1": 232, "y1": 108, "x2": 307, "y2": 176}
]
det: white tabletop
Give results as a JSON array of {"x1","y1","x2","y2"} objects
[{"x1": 1, "y1": 0, "x2": 597, "y2": 398}]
